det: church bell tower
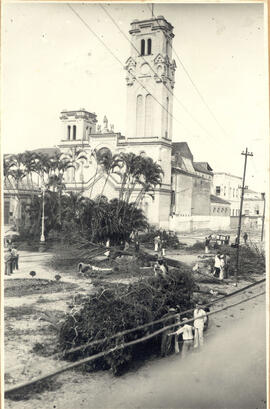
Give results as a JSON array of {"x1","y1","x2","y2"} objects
[
  {"x1": 125, "y1": 16, "x2": 176, "y2": 141},
  {"x1": 125, "y1": 16, "x2": 176, "y2": 228}
]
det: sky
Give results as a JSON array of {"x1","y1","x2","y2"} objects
[{"x1": 2, "y1": 2, "x2": 268, "y2": 191}]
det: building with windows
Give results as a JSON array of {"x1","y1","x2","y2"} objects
[
  {"x1": 57, "y1": 16, "x2": 216, "y2": 232},
  {"x1": 242, "y1": 189, "x2": 265, "y2": 230},
  {"x1": 212, "y1": 172, "x2": 242, "y2": 216},
  {"x1": 212, "y1": 173, "x2": 265, "y2": 230},
  {"x1": 210, "y1": 194, "x2": 231, "y2": 230}
]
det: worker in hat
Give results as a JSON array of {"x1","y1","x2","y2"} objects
[{"x1": 160, "y1": 308, "x2": 178, "y2": 357}]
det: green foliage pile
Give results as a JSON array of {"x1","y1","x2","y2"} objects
[
  {"x1": 218, "y1": 244, "x2": 265, "y2": 277},
  {"x1": 48, "y1": 241, "x2": 153, "y2": 275},
  {"x1": 140, "y1": 227, "x2": 183, "y2": 249},
  {"x1": 186, "y1": 241, "x2": 205, "y2": 252},
  {"x1": 58, "y1": 267, "x2": 195, "y2": 375}
]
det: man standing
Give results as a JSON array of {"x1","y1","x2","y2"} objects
[
  {"x1": 11, "y1": 246, "x2": 19, "y2": 270},
  {"x1": 224, "y1": 253, "x2": 231, "y2": 278},
  {"x1": 161, "y1": 238, "x2": 166, "y2": 257},
  {"x1": 205, "y1": 236, "x2": 211, "y2": 254},
  {"x1": 243, "y1": 232, "x2": 248, "y2": 244},
  {"x1": 214, "y1": 252, "x2": 221, "y2": 277},
  {"x1": 134, "y1": 238, "x2": 140, "y2": 253},
  {"x1": 219, "y1": 255, "x2": 225, "y2": 280},
  {"x1": 193, "y1": 303, "x2": 207, "y2": 349},
  {"x1": 5, "y1": 249, "x2": 13, "y2": 276},
  {"x1": 168, "y1": 317, "x2": 194, "y2": 358},
  {"x1": 160, "y1": 308, "x2": 178, "y2": 357},
  {"x1": 154, "y1": 235, "x2": 161, "y2": 253}
]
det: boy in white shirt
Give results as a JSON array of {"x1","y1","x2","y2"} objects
[{"x1": 168, "y1": 317, "x2": 194, "y2": 358}]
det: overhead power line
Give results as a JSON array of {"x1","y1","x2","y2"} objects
[
  {"x1": 100, "y1": 4, "x2": 215, "y2": 141},
  {"x1": 67, "y1": 4, "x2": 196, "y2": 139},
  {"x1": 148, "y1": 4, "x2": 230, "y2": 139},
  {"x1": 5, "y1": 289, "x2": 265, "y2": 397}
]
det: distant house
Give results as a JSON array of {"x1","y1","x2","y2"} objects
[
  {"x1": 212, "y1": 172, "x2": 242, "y2": 216},
  {"x1": 242, "y1": 189, "x2": 265, "y2": 229},
  {"x1": 210, "y1": 194, "x2": 231, "y2": 216},
  {"x1": 4, "y1": 178, "x2": 40, "y2": 230}
]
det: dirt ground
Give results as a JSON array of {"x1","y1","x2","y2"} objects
[
  {"x1": 4, "y1": 244, "x2": 266, "y2": 409},
  {"x1": 5, "y1": 286, "x2": 266, "y2": 409}
]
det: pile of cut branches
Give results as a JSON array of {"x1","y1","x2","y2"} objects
[
  {"x1": 221, "y1": 244, "x2": 265, "y2": 277},
  {"x1": 58, "y1": 266, "x2": 195, "y2": 375},
  {"x1": 139, "y1": 227, "x2": 184, "y2": 249}
]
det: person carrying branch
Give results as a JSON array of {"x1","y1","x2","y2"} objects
[{"x1": 168, "y1": 317, "x2": 194, "y2": 358}]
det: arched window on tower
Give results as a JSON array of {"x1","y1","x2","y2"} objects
[
  {"x1": 147, "y1": 39, "x2": 152, "y2": 55},
  {"x1": 141, "y1": 39, "x2": 145, "y2": 56},
  {"x1": 73, "y1": 125, "x2": 77, "y2": 140},
  {"x1": 145, "y1": 94, "x2": 153, "y2": 137},
  {"x1": 136, "y1": 94, "x2": 143, "y2": 137},
  {"x1": 165, "y1": 97, "x2": 169, "y2": 138},
  {"x1": 67, "y1": 125, "x2": 71, "y2": 140}
]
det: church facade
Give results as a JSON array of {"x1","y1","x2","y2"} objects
[
  {"x1": 57, "y1": 15, "x2": 230, "y2": 232},
  {"x1": 4, "y1": 15, "x2": 232, "y2": 233}
]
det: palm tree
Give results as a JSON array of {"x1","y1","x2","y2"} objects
[
  {"x1": 135, "y1": 157, "x2": 164, "y2": 206},
  {"x1": 60, "y1": 148, "x2": 88, "y2": 192},
  {"x1": 46, "y1": 152, "x2": 72, "y2": 229},
  {"x1": 98, "y1": 153, "x2": 122, "y2": 201},
  {"x1": 3, "y1": 155, "x2": 16, "y2": 186},
  {"x1": 35, "y1": 152, "x2": 52, "y2": 186},
  {"x1": 61, "y1": 192, "x2": 88, "y2": 233},
  {"x1": 117, "y1": 152, "x2": 144, "y2": 204},
  {"x1": 22, "y1": 150, "x2": 38, "y2": 192}
]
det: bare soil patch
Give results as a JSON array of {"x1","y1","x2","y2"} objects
[{"x1": 5, "y1": 278, "x2": 78, "y2": 297}]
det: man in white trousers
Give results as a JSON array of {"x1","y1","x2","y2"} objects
[{"x1": 193, "y1": 303, "x2": 207, "y2": 349}]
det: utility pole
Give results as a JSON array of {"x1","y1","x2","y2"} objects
[
  {"x1": 151, "y1": 4, "x2": 154, "y2": 18},
  {"x1": 261, "y1": 192, "x2": 266, "y2": 241},
  {"x1": 235, "y1": 147, "x2": 253, "y2": 286},
  {"x1": 40, "y1": 186, "x2": 46, "y2": 243}
]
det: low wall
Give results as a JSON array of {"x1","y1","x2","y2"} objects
[
  {"x1": 169, "y1": 215, "x2": 230, "y2": 233},
  {"x1": 230, "y1": 215, "x2": 262, "y2": 229}
]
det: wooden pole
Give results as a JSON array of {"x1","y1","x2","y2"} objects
[
  {"x1": 261, "y1": 192, "x2": 266, "y2": 241},
  {"x1": 235, "y1": 148, "x2": 253, "y2": 285}
]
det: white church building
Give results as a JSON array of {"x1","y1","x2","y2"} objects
[
  {"x1": 4, "y1": 15, "x2": 231, "y2": 233},
  {"x1": 57, "y1": 15, "x2": 230, "y2": 232}
]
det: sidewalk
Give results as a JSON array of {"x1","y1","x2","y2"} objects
[{"x1": 4, "y1": 250, "x2": 80, "y2": 285}]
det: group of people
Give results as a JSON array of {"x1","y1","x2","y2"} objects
[
  {"x1": 161, "y1": 302, "x2": 208, "y2": 358},
  {"x1": 214, "y1": 251, "x2": 230, "y2": 280},
  {"x1": 4, "y1": 245, "x2": 19, "y2": 275}
]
